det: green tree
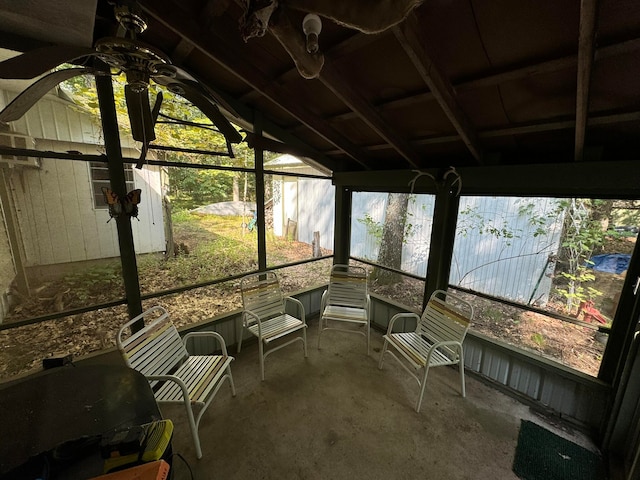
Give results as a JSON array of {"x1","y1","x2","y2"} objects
[
  {"x1": 554, "y1": 199, "x2": 611, "y2": 313},
  {"x1": 371, "y1": 193, "x2": 410, "y2": 285},
  {"x1": 60, "y1": 72, "x2": 254, "y2": 208}
]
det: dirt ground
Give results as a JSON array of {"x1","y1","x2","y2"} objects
[{"x1": 0, "y1": 234, "x2": 633, "y2": 380}]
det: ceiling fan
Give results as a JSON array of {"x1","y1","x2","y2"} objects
[{"x1": 0, "y1": 1, "x2": 242, "y2": 166}]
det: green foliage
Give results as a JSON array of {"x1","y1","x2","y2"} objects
[
  {"x1": 554, "y1": 199, "x2": 608, "y2": 313},
  {"x1": 358, "y1": 213, "x2": 383, "y2": 241},
  {"x1": 531, "y1": 332, "x2": 546, "y2": 347},
  {"x1": 457, "y1": 204, "x2": 519, "y2": 246},
  {"x1": 556, "y1": 267, "x2": 602, "y2": 307},
  {"x1": 484, "y1": 307, "x2": 503, "y2": 323},
  {"x1": 63, "y1": 263, "x2": 123, "y2": 302},
  {"x1": 357, "y1": 194, "x2": 419, "y2": 248},
  {"x1": 137, "y1": 213, "x2": 258, "y2": 284}
]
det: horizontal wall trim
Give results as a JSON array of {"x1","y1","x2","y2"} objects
[{"x1": 334, "y1": 160, "x2": 640, "y2": 198}]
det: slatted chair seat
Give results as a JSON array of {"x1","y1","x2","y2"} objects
[
  {"x1": 378, "y1": 290, "x2": 473, "y2": 412},
  {"x1": 317, "y1": 264, "x2": 371, "y2": 354},
  {"x1": 117, "y1": 305, "x2": 236, "y2": 459},
  {"x1": 246, "y1": 313, "x2": 305, "y2": 343},
  {"x1": 239, "y1": 271, "x2": 307, "y2": 380},
  {"x1": 154, "y1": 356, "x2": 233, "y2": 405}
]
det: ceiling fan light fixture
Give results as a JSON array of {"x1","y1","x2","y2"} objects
[{"x1": 302, "y1": 14, "x2": 322, "y2": 54}]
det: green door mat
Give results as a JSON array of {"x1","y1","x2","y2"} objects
[{"x1": 512, "y1": 420, "x2": 607, "y2": 480}]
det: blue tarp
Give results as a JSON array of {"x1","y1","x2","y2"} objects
[{"x1": 587, "y1": 253, "x2": 631, "y2": 274}]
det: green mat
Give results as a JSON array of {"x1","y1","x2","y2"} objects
[{"x1": 512, "y1": 420, "x2": 607, "y2": 480}]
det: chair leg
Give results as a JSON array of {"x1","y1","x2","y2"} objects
[
  {"x1": 184, "y1": 402, "x2": 203, "y2": 459},
  {"x1": 366, "y1": 321, "x2": 370, "y2": 356},
  {"x1": 227, "y1": 365, "x2": 237, "y2": 396},
  {"x1": 317, "y1": 316, "x2": 324, "y2": 349},
  {"x1": 259, "y1": 339, "x2": 265, "y2": 381},
  {"x1": 378, "y1": 338, "x2": 389, "y2": 369},
  {"x1": 415, "y1": 365, "x2": 431, "y2": 413},
  {"x1": 237, "y1": 324, "x2": 244, "y2": 354},
  {"x1": 459, "y1": 350, "x2": 466, "y2": 397},
  {"x1": 303, "y1": 327, "x2": 308, "y2": 357}
]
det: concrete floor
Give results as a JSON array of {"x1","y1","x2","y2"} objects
[{"x1": 161, "y1": 321, "x2": 600, "y2": 480}]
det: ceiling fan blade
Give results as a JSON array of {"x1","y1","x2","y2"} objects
[
  {"x1": 151, "y1": 91, "x2": 163, "y2": 126},
  {"x1": 136, "y1": 92, "x2": 163, "y2": 169},
  {"x1": 0, "y1": 68, "x2": 91, "y2": 123},
  {"x1": 125, "y1": 84, "x2": 155, "y2": 143},
  {"x1": 168, "y1": 68, "x2": 240, "y2": 118},
  {"x1": 0, "y1": 45, "x2": 95, "y2": 79},
  {"x1": 167, "y1": 81, "x2": 242, "y2": 144}
]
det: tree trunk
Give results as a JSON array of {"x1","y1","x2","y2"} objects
[
  {"x1": 372, "y1": 193, "x2": 409, "y2": 285},
  {"x1": 233, "y1": 174, "x2": 240, "y2": 202}
]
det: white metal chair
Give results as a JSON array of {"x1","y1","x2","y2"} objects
[
  {"x1": 378, "y1": 289, "x2": 473, "y2": 412},
  {"x1": 317, "y1": 264, "x2": 371, "y2": 354},
  {"x1": 117, "y1": 305, "x2": 236, "y2": 459},
  {"x1": 239, "y1": 271, "x2": 307, "y2": 380}
]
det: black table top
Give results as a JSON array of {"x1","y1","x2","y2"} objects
[{"x1": 0, "y1": 364, "x2": 161, "y2": 477}]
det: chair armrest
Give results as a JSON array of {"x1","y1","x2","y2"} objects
[
  {"x1": 425, "y1": 340, "x2": 463, "y2": 362},
  {"x1": 284, "y1": 296, "x2": 306, "y2": 324},
  {"x1": 243, "y1": 309, "x2": 263, "y2": 336},
  {"x1": 386, "y1": 312, "x2": 420, "y2": 334},
  {"x1": 146, "y1": 374, "x2": 189, "y2": 398},
  {"x1": 320, "y1": 289, "x2": 328, "y2": 312},
  {"x1": 183, "y1": 331, "x2": 230, "y2": 357}
]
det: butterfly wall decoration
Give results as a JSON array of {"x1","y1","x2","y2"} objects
[{"x1": 101, "y1": 187, "x2": 142, "y2": 221}]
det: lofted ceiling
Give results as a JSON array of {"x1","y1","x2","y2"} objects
[{"x1": 1, "y1": 0, "x2": 640, "y2": 174}]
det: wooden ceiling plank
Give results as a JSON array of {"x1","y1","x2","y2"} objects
[
  {"x1": 319, "y1": 62, "x2": 421, "y2": 168},
  {"x1": 337, "y1": 110, "x2": 640, "y2": 152},
  {"x1": 575, "y1": 0, "x2": 599, "y2": 162},
  {"x1": 330, "y1": 37, "x2": 640, "y2": 124},
  {"x1": 392, "y1": 13, "x2": 482, "y2": 163},
  {"x1": 137, "y1": 0, "x2": 370, "y2": 169}
]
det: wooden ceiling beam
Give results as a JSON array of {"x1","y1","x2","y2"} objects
[
  {"x1": 392, "y1": 13, "x2": 482, "y2": 163},
  {"x1": 574, "y1": 0, "x2": 599, "y2": 162},
  {"x1": 319, "y1": 62, "x2": 421, "y2": 168},
  {"x1": 239, "y1": 31, "x2": 384, "y2": 104},
  {"x1": 330, "y1": 37, "x2": 640, "y2": 123},
  {"x1": 323, "y1": 110, "x2": 640, "y2": 153},
  {"x1": 138, "y1": 0, "x2": 371, "y2": 169}
]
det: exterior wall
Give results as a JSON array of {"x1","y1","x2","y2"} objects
[
  {"x1": 297, "y1": 177, "x2": 334, "y2": 251},
  {"x1": 351, "y1": 193, "x2": 563, "y2": 304},
  {"x1": 271, "y1": 175, "x2": 335, "y2": 251},
  {"x1": 9, "y1": 154, "x2": 165, "y2": 267},
  {"x1": 0, "y1": 90, "x2": 165, "y2": 316}
]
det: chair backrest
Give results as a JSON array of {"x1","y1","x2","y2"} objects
[
  {"x1": 117, "y1": 306, "x2": 188, "y2": 378},
  {"x1": 241, "y1": 271, "x2": 285, "y2": 322},
  {"x1": 325, "y1": 264, "x2": 368, "y2": 309},
  {"x1": 418, "y1": 290, "x2": 473, "y2": 358}
]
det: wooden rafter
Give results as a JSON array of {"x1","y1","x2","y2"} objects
[
  {"x1": 324, "y1": 110, "x2": 640, "y2": 154},
  {"x1": 137, "y1": 0, "x2": 371, "y2": 169},
  {"x1": 329, "y1": 36, "x2": 640, "y2": 124},
  {"x1": 392, "y1": 13, "x2": 482, "y2": 163},
  {"x1": 319, "y1": 62, "x2": 421, "y2": 168},
  {"x1": 240, "y1": 31, "x2": 384, "y2": 104},
  {"x1": 575, "y1": 0, "x2": 599, "y2": 162}
]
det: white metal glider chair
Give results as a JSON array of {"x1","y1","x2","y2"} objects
[
  {"x1": 317, "y1": 264, "x2": 371, "y2": 354},
  {"x1": 117, "y1": 305, "x2": 236, "y2": 459},
  {"x1": 239, "y1": 271, "x2": 308, "y2": 380},
  {"x1": 378, "y1": 289, "x2": 473, "y2": 412}
]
